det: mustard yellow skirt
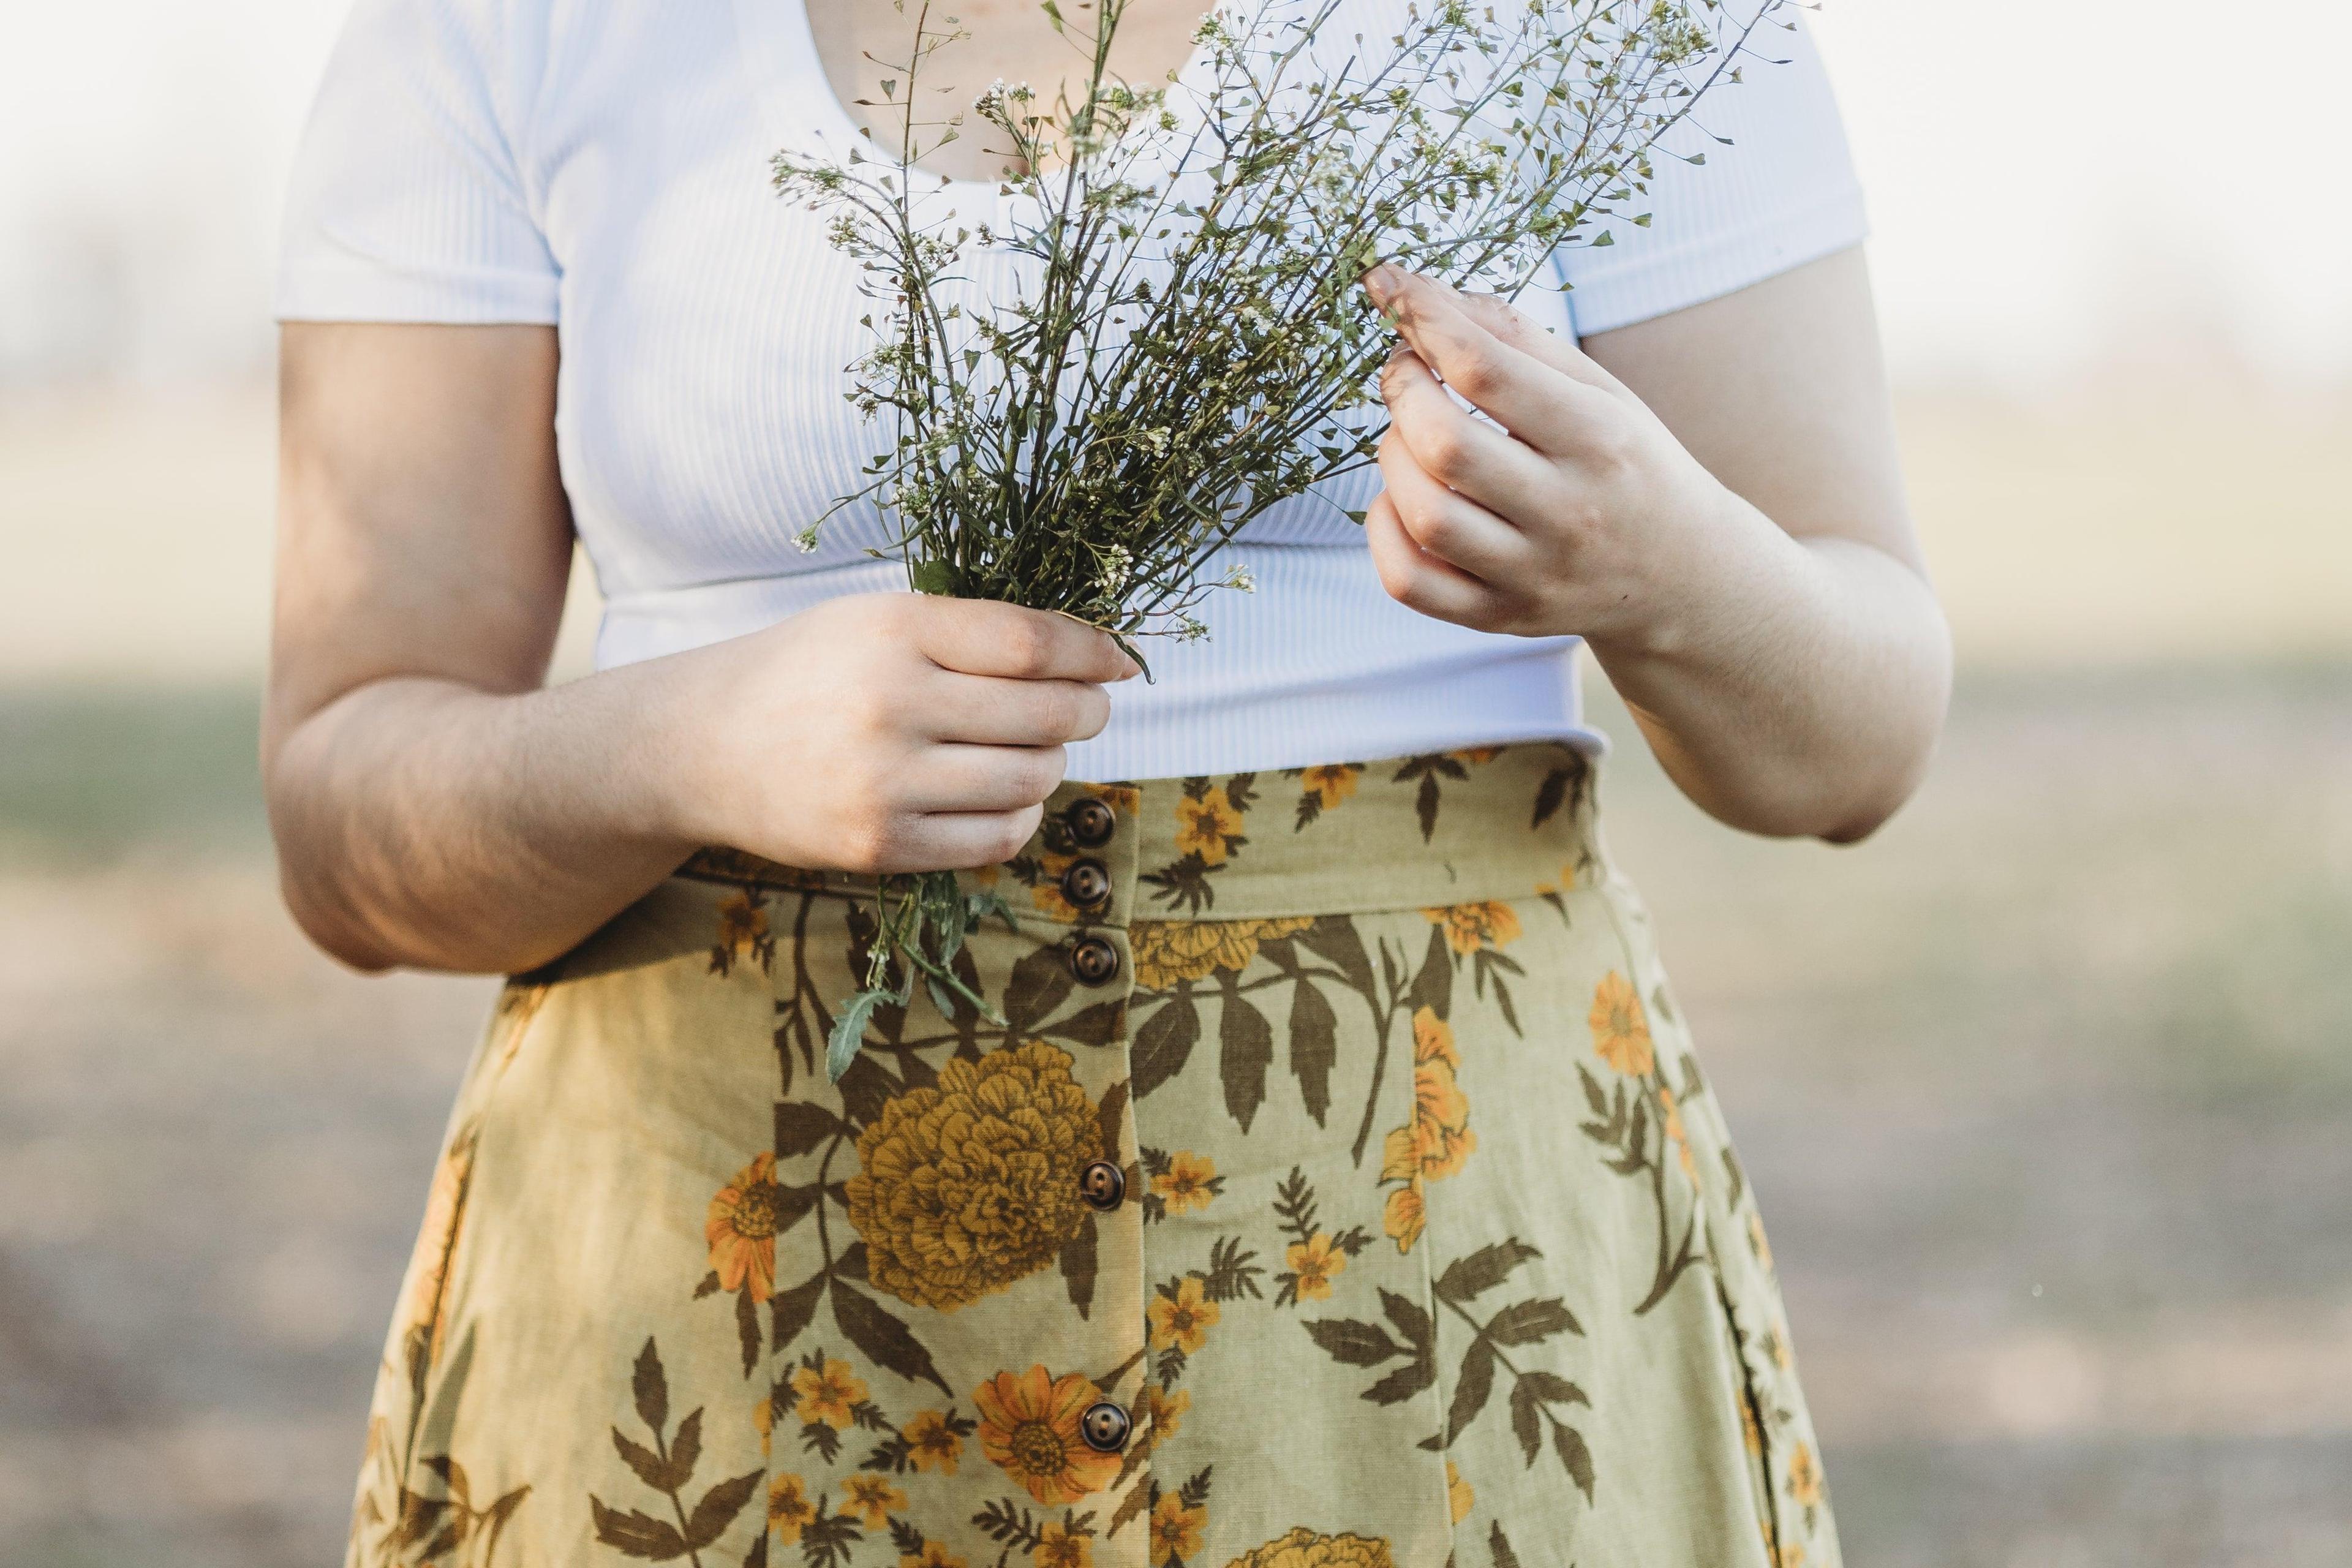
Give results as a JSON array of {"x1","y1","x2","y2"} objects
[{"x1": 346, "y1": 744, "x2": 1838, "y2": 1568}]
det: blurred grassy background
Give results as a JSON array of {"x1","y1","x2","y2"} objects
[{"x1": 2, "y1": 383, "x2": 2349, "y2": 1567}]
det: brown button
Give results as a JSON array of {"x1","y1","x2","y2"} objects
[
  {"x1": 1077, "y1": 1158, "x2": 1126, "y2": 1211},
  {"x1": 1079, "y1": 1400, "x2": 1131, "y2": 1452},
  {"x1": 1059, "y1": 858, "x2": 1111, "y2": 911},
  {"x1": 1069, "y1": 933, "x2": 1121, "y2": 987},
  {"x1": 1063, "y1": 796, "x2": 1117, "y2": 848}
]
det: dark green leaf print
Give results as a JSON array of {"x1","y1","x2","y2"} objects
[
  {"x1": 829, "y1": 1277, "x2": 951, "y2": 1396},
  {"x1": 593, "y1": 1339, "x2": 760, "y2": 1564},
  {"x1": 1131, "y1": 989, "x2": 1199, "y2": 1100},
  {"x1": 1218, "y1": 984, "x2": 1274, "y2": 1132},
  {"x1": 1287, "y1": 977, "x2": 1338, "y2": 1126}
]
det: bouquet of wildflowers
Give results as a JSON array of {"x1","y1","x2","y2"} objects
[{"x1": 772, "y1": 0, "x2": 1786, "y2": 1078}]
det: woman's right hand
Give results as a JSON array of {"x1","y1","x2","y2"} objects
[{"x1": 665, "y1": 593, "x2": 1140, "y2": 876}]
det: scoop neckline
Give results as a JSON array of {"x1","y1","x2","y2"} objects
[{"x1": 759, "y1": 0, "x2": 1251, "y2": 200}]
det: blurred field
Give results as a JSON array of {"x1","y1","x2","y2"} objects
[{"x1": 3, "y1": 386, "x2": 2351, "y2": 1567}]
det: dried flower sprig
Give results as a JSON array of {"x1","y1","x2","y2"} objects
[{"x1": 775, "y1": 0, "x2": 1788, "y2": 1079}]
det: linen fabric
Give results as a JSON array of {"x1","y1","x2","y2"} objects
[
  {"x1": 274, "y1": 0, "x2": 1870, "y2": 779},
  {"x1": 347, "y1": 745, "x2": 1841, "y2": 1568}
]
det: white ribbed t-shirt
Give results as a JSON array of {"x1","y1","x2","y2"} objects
[{"x1": 276, "y1": 0, "x2": 1868, "y2": 780}]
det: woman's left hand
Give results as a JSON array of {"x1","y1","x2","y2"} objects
[{"x1": 1360, "y1": 262, "x2": 1751, "y2": 652}]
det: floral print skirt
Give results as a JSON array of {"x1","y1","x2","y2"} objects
[{"x1": 347, "y1": 744, "x2": 1839, "y2": 1568}]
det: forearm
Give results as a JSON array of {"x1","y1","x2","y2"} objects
[
  {"x1": 266, "y1": 662, "x2": 698, "y2": 975},
  {"x1": 1587, "y1": 491, "x2": 1951, "y2": 842}
]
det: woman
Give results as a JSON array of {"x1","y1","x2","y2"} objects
[{"x1": 271, "y1": 0, "x2": 1945, "y2": 1563}]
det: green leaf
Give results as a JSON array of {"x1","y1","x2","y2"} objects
[
  {"x1": 590, "y1": 1498, "x2": 689, "y2": 1561},
  {"x1": 831, "y1": 1276, "x2": 951, "y2": 1395},
  {"x1": 907, "y1": 557, "x2": 957, "y2": 595},
  {"x1": 631, "y1": 1338, "x2": 669, "y2": 1434},
  {"x1": 1287, "y1": 978, "x2": 1337, "y2": 1127},
  {"x1": 1039, "y1": 0, "x2": 1065, "y2": 31},
  {"x1": 684, "y1": 1468, "x2": 764, "y2": 1552},
  {"x1": 1302, "y1": 1316, "x2": 1404, "y2": 1366},
  {"x1": 1445, "y1": 1336, "x2": 1496, "y2": 1443},
  {"x1": 1219, "y1": 992, "x2": 1273, "y2": 1132},
  {"x1": 1486, "y1": 1296, "x2": 1581, "y2": 1346},
  {"x1": 1434, "y1": 1238, "x2": 1539, "y2": 1304}
]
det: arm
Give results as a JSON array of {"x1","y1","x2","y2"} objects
[
  {"x1": 1360, "y1": 247, "x2": 1951, "y2": 842},
  {"x1": 265, "y1": 322, "x2": 1136, "y2": 975}
]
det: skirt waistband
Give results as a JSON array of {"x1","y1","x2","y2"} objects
[{"x1": 676, "y1": 742, "x2": 1604, "y2": 925}]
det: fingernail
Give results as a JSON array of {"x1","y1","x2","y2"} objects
[{"x1": 1361, "y1": 263, "x2": 1403, "y2": 307}]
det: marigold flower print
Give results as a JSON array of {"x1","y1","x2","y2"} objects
[
  {"x1": 845, "y1": 1042, "x2": 1103, "y2": 1310},
  {"x1": 1151, "y1": 1491, "x2": 1208, "y2": 1563},
  {"x1": 1422, "y1": 900, "x2": 1522, "y2": 956},
  {"x1": 767, "y1": 1472, "x2": 818, "y2": 1542},
  {"x1": 1589, "y1": 971, "x2": 1656, "y2": 1077},
  {"x1": 1131, "y1": 917, "x2": 1313, "y2": 988},
  {"x1": 840, "y1": 1472, "x2": 906, "y2": 1529},
  {"x1": 1174, "y1": 786, "x2": 1246, "y2": 865},
  {"x1": 1138, "y1": 1384, "x2": 1189, "y2": 1442},
  {"x1": 1284, "y1": 1233, "x2": 1345, "y2": 1300},
  {"x1": 1788, "y1": 1440, "x2": 1824, "y2": 1508},
  {"x1": 706, "y1": 1152, "x2": 787, "y2": 1301},
  {"x1": 791, "y1": 1355, "x2": 867, "y2": 1429},
  {"x1": 1300, "y1": 764, "x2": 1361, "y2": 810},
  {"x1": 973, "y1": 1365, "x2": 1124, "y2": 1505},
  {"x1": 709, "y1": 889, "x2": 774, "y2": 976},
  {"x1": 902, "y1": 1408, "x2": 964, "y2": 1473},
  {"x1": 1035, "y1": 1518, "x2": 1094, "y2": 1567},
  {"x1": 1223, "y1": 1528, "x2": 1398, "y2": 1568},
  {"x1": 902, "y1": 1543, "x2": 968, "y2": 1568},
  {"x1": 1379, "y1": 1007, "x2": 1475, "y2": 1252},
  {"x1": 1149, "y1": 1275, "x2": 1221, "y2": 1353},
  {"x1": 1152, "y1": 1150, "x2": 1219, "y2": 1213}
]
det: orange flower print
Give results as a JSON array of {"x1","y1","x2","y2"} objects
[
  {"x1": 1130, "y1": 918, "x2": 1313, "y2": 988},
  {"x1": 840, "y1": 1473, "x2": 906, "y2": 1529},
  {"x1": 1788, "y1": 1441, "x2": 1823, "y2": 1508},
  {"x1": 1138, "y1": 1384, "x2": 1190, "y2": 1444},
  {"x1": 1450, "y1": 745, "x2": 1502, "y2": 765},
  {"x1": 902, "y1": 1544, "x2": 968, "y2": 1568},
  {"x1": 1589, "y1": 971, "x2": 1655, "y2": 1077},
  {"x1": 397, "y1": 1126, "x2": 475, "y2": 1364},
  {"x1": 791, "y1": 1355, "x2": 867, "y2": 1429},
  {"x1": 1226, "y1": 1528, "x2": 1397, "y2": 1567},
  {"x1": 1285, "y1": 1232, "x2": 1346, "y2": 1300},
  {"x1": 1152, "y1": 1151, "x2": 1219, "y2": 1213},
  {"x1": 1378, "y1": 1007, "x2": 1474, "y2": 1253},
  {"x1": 709, "y1": 889, "x2": 775, "y2": 976},
  {"x1": 1740, "y1": 1392, "x2": 1764, "y2": 1456},
  {"x1": 767, "y1": 1473, "x2": 818, "y2": 1544},
  {"x1": 973, "y1": 1365, "x2": 1123, "y2": 1505},
  {"x1": 902, "y1": 1408, "x2": 964, "y2": 1474},
  {"x1": 1381, "y1": 1182, "x2": 1425, "y2": 1254},
  {"x1": 1300, "y1": 763, "x2": 1362, "y2": 811},
  {"x1": 1423, "y1": 900, "x2": 1522, "y2": 956},
  {"x1": 846, "y1": 1042, "x2": 1103, "y2": 1311},
  {"x1": 1534, "y1": 859, "x2": 1578, "y2": 897},
  {"x1": 706, "y1": 1152, "x2": 789, "y2": 1302},
  {"x1": 1035, "y1": 1519, "x2": 1094, "y2": 1568},
  {"x1": 1148, "y1": 1276, "x2": 1220, "y2": 1354},
  {"x1": 1748, "y1": 1210, "x2": 1775, "y2": 1272},
  {"x1": 1657, "y1": 1087, "x2": 1699, "y2": 1186},
  {"x1": 1446, "y1": 1460, "x2": 1474, "y2": 1524},
  {"x1": 1174, "y1": 786, "x2": 1246, "y2": 865},
  {"x1": 1149, "y1": 1491, "x2": 1207, "y2": 1564}
]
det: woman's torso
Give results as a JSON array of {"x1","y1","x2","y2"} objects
[{"x1": 523, "y1": 0, "x2": 1600, "y2": 778}]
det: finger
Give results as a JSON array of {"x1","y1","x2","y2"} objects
[
  {"x1": 1448, "y1": 289, "x2": 1630, "y2": 398},
  {"x1": 1362, "y1": 265, "x2": 1613, "y2": 454},
  {"x1": 914, "y1": 598, "x2": 1140, "y2": 683},
  {"x1": 901, "y1": 742, "x2": 1069, "y2": 813},
  {"x1": 923, "y1": 671, "x2": 1112, "y2": 746},
  {"x1": 878, "y1": 804, "x2": 1047, "y2": 873},
  {"x1": 1363, "y1": 491, "x2": 1507, "y2": 628},
  {"x1": 1378, "y1": 347, "x2": 1555, "y2": 519},
  {"x1": 1376, "y1": 426, "x2": 1534, "y2": 584}
]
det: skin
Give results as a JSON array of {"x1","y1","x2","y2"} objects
[{"x1": 263, "y1": 1, "x2": 1948, "y2": 976}]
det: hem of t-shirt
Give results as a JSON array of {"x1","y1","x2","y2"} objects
[
  {"x1": 1561, "y1": 183, "x2": 1870, "y2": 337},
  {"x1": 273, "y1": 257, "x2": 562, "y2": 325}
]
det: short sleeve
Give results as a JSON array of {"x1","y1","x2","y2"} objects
[
  {"x1": 274, "y1": 0, "x2": 559, "y2": 323},
  {"x1": 1546, "y1": 9, "x2": 1868, "y2": 337}
]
